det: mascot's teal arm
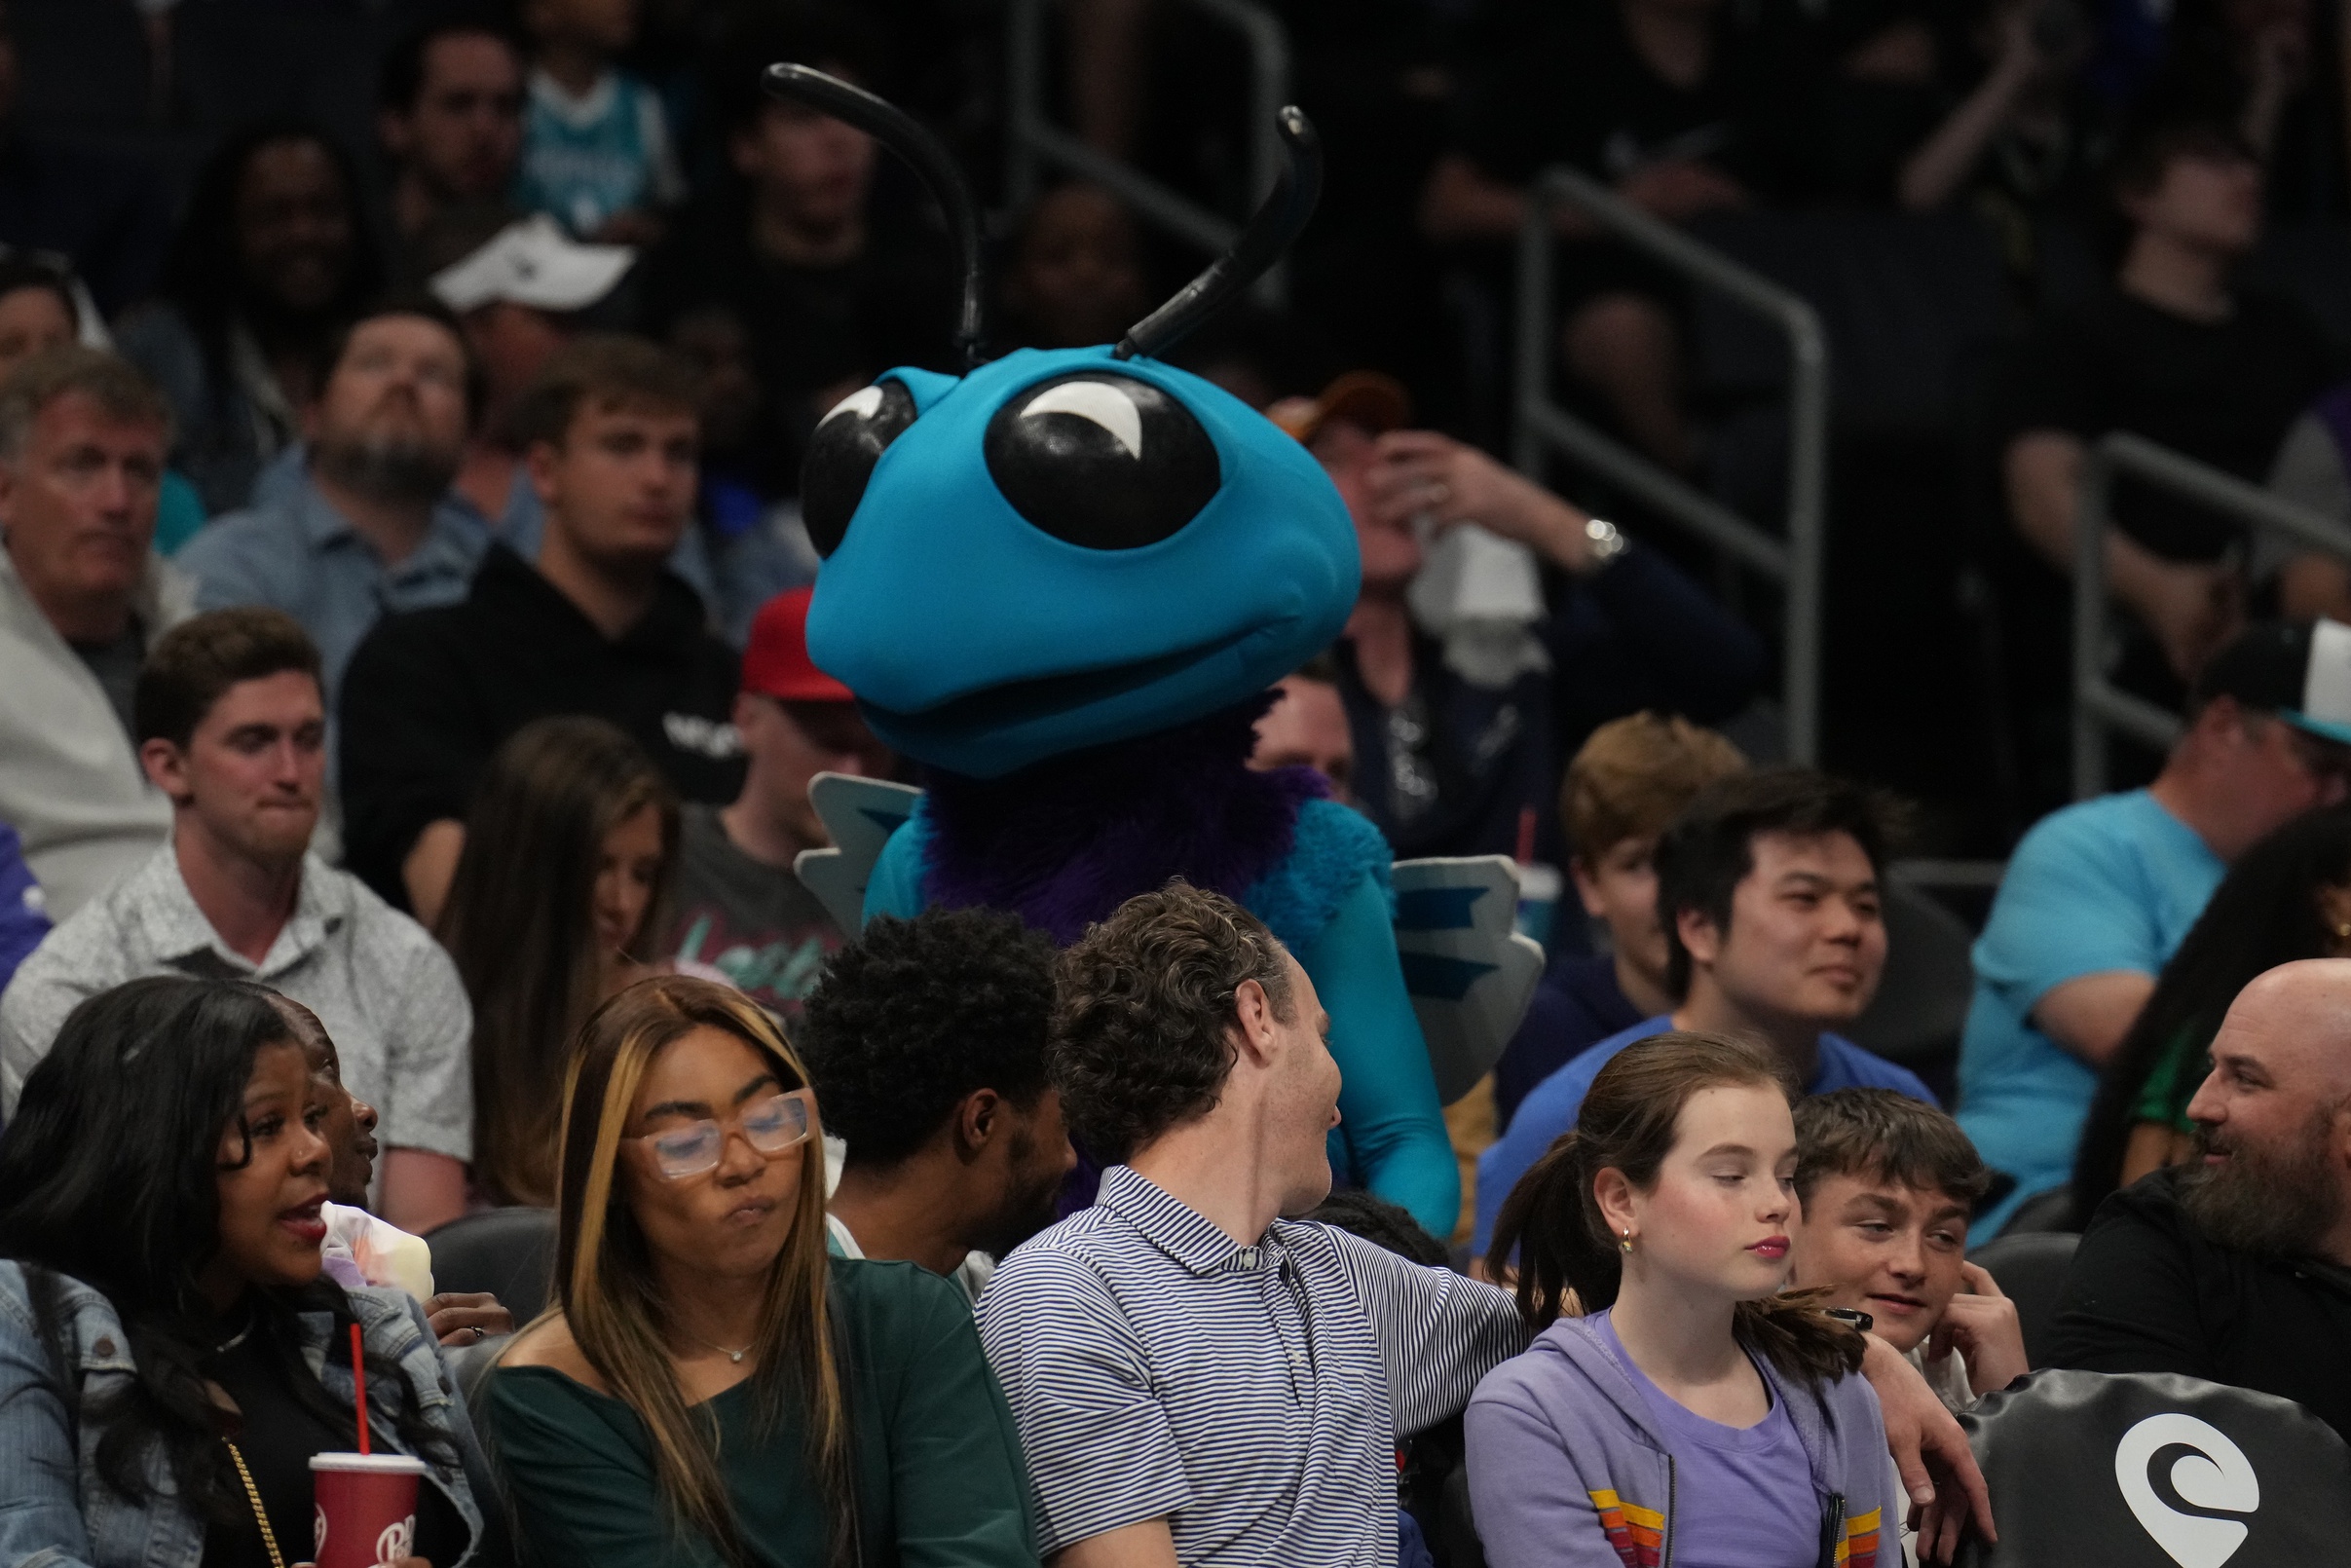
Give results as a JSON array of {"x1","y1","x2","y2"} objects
[{"x1": 1298, "y1": 871, "x2": 1461, "y2": 1241}]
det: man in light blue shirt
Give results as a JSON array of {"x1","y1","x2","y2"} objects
[
  {"x1": 1959, "y1": 621, "x2": 2351, "y2": 1238},
  {"x1": 177, "y1": 299, "x2": 485, "y2": 714},
  {"x1": 1477, "y1": 768, "x2": 1935, "y2": 1255}
]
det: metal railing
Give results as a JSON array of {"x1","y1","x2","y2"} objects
[
  {"x1": 2071, "y1": 431, "x2": 2351, "y2": 797},
  {"x1": 1513, "y1": 167, "x2": 1830, "y2": 763},
  {"x1": 1005, "y1": 0, "x2": 1291, "y2": 307}
]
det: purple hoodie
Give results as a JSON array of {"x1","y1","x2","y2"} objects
[{"x1": 1466, "y1": 1313, "x2": 1892, "y2": 1568}]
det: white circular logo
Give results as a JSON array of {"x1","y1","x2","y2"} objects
[{"x1": 2114, "y1": 1413, "x2": 2260, "y2": 1568}]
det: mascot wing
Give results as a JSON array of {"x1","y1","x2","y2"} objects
[
  {"x1": 794, "y1": 771, "x2": 927, "y2": 934},
  {"x1": 1391, "y1": 857, "x2": 1546, "y2": 1105}
]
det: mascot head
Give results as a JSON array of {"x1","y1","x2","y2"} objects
[{"x1": 773, "y1": 65, "x2": 1361, "y2": 780}]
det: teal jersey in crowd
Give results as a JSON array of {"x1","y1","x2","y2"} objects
[
  {"x1": 512, "y1": 66, "x2": 683, "y2": 237},
  {"x1": 1957, "y1": 789, "x2": 2223, "y2": 1239}
]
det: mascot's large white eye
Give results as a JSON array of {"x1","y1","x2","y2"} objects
[
  {"x1": 985, "y1": 372, "x2": 1220, "y2": 549},
  {"x1": 802, "y1": 379, "x2": 919, "y2": 556}
]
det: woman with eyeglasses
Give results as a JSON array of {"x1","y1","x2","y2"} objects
[{"x1": 481, "y1": 974, "x2": 1037, "y2": 1567}]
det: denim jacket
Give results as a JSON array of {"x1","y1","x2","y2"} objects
[{"x1": 0, "y1": 1261, "x2": 504, "y2": 1568}]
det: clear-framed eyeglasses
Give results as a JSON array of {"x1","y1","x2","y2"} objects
[{"x1": 626, "y1": 1091, "x2": 813, "y2": 1180}]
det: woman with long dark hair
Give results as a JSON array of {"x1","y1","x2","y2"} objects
[
  {"x1": 0, "y1": 976, "x2": 498, "y2": 1566},
  {"x1": 2071, "y1": 805, "x2": 2351, "y2": 1222},
  {"x1": 115, "y1": 119, "x2": 380, "y2": 511},
  {"x1": 1470, "y1": 1032, "x2": 1891, "y2": 1568},
  {"x1": 481, "y1": 975, "x2": 1035, "y2": 1567},
  {"x1": 437, "y1": 717, "x2": 680, "y2": 1207}
]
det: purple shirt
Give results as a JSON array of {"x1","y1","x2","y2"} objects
[{"x1": 1594, "y1": 1312, "x2": 1819, "y2": 1568}]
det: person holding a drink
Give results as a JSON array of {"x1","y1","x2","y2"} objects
[{"x1": 0, "y1": 975, "x2": 501, "y2": 1568}]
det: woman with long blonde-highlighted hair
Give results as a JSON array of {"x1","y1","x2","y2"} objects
[{"x1": 481, "y1": 975, "x2": 1038, "y2": 1568}]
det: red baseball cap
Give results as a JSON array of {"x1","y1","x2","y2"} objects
[{"x1": 741, "y1": 587, "x2": 855, "y2": 703}]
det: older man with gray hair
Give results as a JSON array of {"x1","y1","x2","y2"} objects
[
  {"x1": 0, "y1": 347, "x2": 188, "y2": 919},
  {"x1": 2053, "y1": 957, "x2": 2351, "y2": 1444}
]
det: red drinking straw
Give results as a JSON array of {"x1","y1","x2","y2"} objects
[{"x1": 350, "y1": 1323, "x2": 370, "y2": 1455}]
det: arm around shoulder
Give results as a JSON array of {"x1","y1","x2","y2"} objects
[{"x1": 1329, "y1": 1228, "x2": 1526, "y2": 1436}]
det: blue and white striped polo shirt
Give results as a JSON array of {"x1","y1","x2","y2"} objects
[{"x1": 977, "y1": 1165, "x2": 1526, "y2": 1564}]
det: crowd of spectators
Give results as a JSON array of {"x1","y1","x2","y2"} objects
[{"x1": 0, "y1": 0, "x2": 2347, "y2": 1563}]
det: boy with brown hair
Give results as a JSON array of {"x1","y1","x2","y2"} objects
[
  {"x1": 1490, "y1": 712, "x2": 1745, "y2": 1128},
  {"x1": 1788, "y1": 1088, "x2": 2027, "y2": 1410},
  {"x1": 339, "y1": 334, "x2": 739, "y2": 921}
]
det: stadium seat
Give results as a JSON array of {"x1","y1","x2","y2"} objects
[
  {"x1": 1847, "y1": 878, "x2": 1976, "y2": 1076},
  {"x1": 425, "y1": 1206, "x2": 557, "y2": 1323},
  {"x1": 439, "y1": 1330, "x2": 511, "y2": 1417},
  {"x1": 1959, "y1": 1368, "x2": 2351, "y2": 1565},
  {"x1": 1968, "y1": 1230, "x2": 2079, "y2": 1371}
]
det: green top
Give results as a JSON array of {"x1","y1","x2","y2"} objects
[
  {"x1": 481, "y1": 1256, "x2": 1039, "y2": 1568},
  {"x1": 2131, "y1": 1019, "x2": 2216, "y2": 1133}
]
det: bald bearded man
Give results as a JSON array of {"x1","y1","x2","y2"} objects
[{"x1": 2052, "y1": 958, "x2": 2351, "y2": 1443}]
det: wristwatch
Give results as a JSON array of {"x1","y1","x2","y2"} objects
[{"x1": 1582, "y1": 515, "x2": 1627, "y2": 572}]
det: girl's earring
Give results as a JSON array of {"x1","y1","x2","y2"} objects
[{"x1": 1618, "y1": 1229, "x2": 1635, "y2": 1255}]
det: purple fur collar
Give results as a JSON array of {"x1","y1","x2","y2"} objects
[{"x1": 919, "y1": 701, "x2": 1326, "y2": 944}]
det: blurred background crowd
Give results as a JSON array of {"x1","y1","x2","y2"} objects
[{"x1": 13, "y1": 0, "x2": 2351, "y2": 855}]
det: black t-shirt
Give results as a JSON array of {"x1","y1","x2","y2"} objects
[
  {"x1": 1998, "y1": 287, "x2": 2338, "y2": 561},
  {"x1": 67, "y1": 615, "x2": 144, "y2": 742},
  {"x1": 661, "y1": 803, "x2": 844, "y2": 1019},
  {"x1": 2049, "y1": 1166, "x2": 2351, "y2": 1448},
  {"x1": 1450, "y1": 1, "x2": 1811, "y2": 198},
  {"x1": 203, "y1": 1325, "x2": 466, "y2": 1568},
  {"x1": 338, "y1": 545, "x2": 744, "y2": 907},
  {"x1": 641, "y1": 197, "x2": 955, "y2": 494}
]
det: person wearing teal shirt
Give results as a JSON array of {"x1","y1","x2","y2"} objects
[
  {"x1": 1958, "y1": 622, "x2": 2351, "y2": 1238},
  {"x1": 482, "y1": 975, "x2": 1037, "y2": 1568}
]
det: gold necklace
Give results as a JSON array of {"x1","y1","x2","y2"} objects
[{"x1": 224, "y1": 1438, "x2": 285, "y2": 1568}]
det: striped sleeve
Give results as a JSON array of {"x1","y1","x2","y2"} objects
[
  {"x1": 975, "y1": 1242, "x2": 1190, "y2": 1556},
  {"x1": 1325, "y1": 1228, "x2": 1530, "y2": 1436}
]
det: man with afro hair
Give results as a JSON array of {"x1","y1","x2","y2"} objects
[{"x1": 797, "y1": 906, "x2": 1076, "y2": 1302}]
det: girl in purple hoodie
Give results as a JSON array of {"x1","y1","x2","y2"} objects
[{"x1": 1467, "y1": 1031, "x2": 1892, "y2": 1568}]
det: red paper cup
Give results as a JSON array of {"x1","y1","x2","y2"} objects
[{"x1": 310, "y1": 1452, "x2": 427, "y2": 1568}]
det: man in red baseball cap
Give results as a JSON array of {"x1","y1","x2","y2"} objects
[{"x1": 661, "y1": 585, "x2": 893, "y2": 1016}]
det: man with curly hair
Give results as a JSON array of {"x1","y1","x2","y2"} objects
[
  {"x1": 796, "y1": 906, "x2": 1075, "y2": 1303},
  {"x1": 976, "y1": 879, "x2": 1526, "y2": 1568}
]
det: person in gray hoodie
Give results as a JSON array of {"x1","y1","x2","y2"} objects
[{"x1": 1469, "y1": 1031, "x2": 1899, "y2": 1568}]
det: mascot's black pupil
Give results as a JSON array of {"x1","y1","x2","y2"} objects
[
  {"x1": 802, "y1": 378, "x2": 919, "y2": 556},
  {"x1": 984, "y1": 372, "x2": 1220, "y2": 549}
]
